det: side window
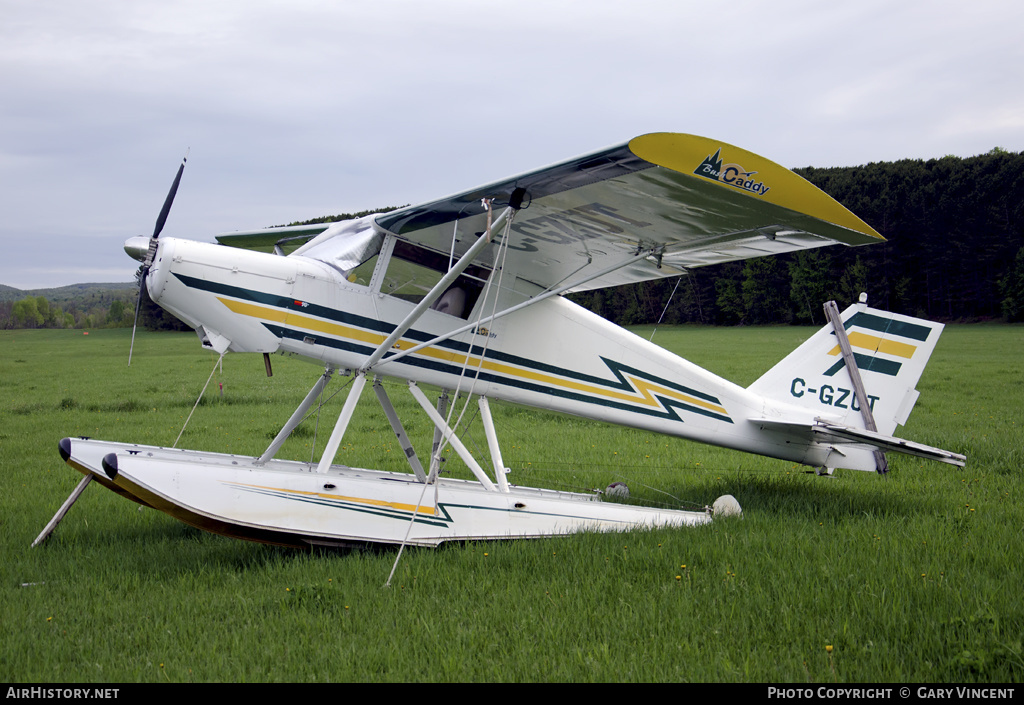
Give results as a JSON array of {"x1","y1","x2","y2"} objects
[
  {"x1": 381, "y1": 240, "x2": 489, "y2": 320},
  {"x1": 381, "y1": 255, "x2": 444, "y2": 303},
  {"x1": 345, "y1": 254, "x2": 381, "y2": 287}
]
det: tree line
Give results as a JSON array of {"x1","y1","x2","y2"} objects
[{"x1": 0, "y1": 288, "x2": 138, "y2": 330}]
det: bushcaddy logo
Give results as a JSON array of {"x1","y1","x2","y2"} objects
[{"x1": 694, "y1": 148, "x2": 770, "y2": 197}]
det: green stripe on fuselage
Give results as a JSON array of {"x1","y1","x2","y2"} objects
[{"x1": 174, "y1": 272, "x2": 731, "y2": 424}]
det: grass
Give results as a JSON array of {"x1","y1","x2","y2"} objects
[{"x1": 1, "y1": 324, "x2": 1022, "y2": 682}]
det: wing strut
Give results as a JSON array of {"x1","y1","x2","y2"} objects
[
  {"x1": 372, "y1": 245, "x2": 662, "y2": 371},
  {"x1": 823, "y1": 299, "x2": 889, "y2": 474},
  {"x1": 361, "y1": 202, "x2": 509, "y2": 371}
]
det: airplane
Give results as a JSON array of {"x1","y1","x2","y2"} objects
[{"x1": 42, "y1": 132, "x2": 965, "y2": 550}]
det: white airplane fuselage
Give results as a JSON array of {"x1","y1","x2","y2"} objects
[{"x1": 143, "y1": 234, "x2": 861, "y2": 471}]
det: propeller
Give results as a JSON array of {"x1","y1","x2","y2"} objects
[{"x1": 128, "y1": 153, "x2": 188, "y2": 365}]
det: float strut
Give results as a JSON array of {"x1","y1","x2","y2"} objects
[
  {"x1": 373, "y1": 378, "x2": 428, "y2": 482},
  {"x1": 408, "y1": 382, "x2": 497, "y2": 492},
  {"x1": 316, "y1": 372, "x2": 367, "y2": 474},
  {"x1": 257, "y1": 367, "x2": 334, "y2": 465},
  {"x1": 479, "y1": 396, "x2": 510, "y2": 492}
]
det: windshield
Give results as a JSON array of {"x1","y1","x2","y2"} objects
[{"x1": 292, "y1": 218, "x2": 384, "y2": 279}]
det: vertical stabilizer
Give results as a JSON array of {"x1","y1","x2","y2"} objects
[{"x1": 748, "y1": 301, "x2": 944, "y2": 436}]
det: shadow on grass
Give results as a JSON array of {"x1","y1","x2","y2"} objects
[
  {"x1": 663, "y1": 469, "x2": 945, "y2": 522},
  {"x1": 32, "y1": 509, "x2": 405, "y2": 577}
]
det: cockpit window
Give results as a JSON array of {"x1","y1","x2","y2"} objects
[
  {"x1": 382, "y1": 240, "x2": 490, "y2": 319},
  {"x1": 293, "y1": 220, "x2": 491, "y2": 318}
]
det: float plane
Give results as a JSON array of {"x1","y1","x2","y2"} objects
[{"x1": 42, "y1": 133, "x2": 965, "y2": 549}]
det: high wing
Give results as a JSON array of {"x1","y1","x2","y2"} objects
[{"x1": 218, "y1": 133, "x2": 882, "y2": 292}]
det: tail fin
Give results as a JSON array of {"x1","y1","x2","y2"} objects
[{"x1": 748, "y1": 301, "x2": 944, "y2": 436}]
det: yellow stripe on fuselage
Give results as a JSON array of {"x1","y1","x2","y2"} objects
[
  {"x1": 219, "y1": 298, "x2": 386, "y2": 347},
  {"x1": 216, "y1": 298, "x2": 729, "y2": 417}
]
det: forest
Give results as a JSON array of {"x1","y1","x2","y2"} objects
[
  {"x1": 3, "y1": 148, "x2": 1022, "y2": 330},
  {"x1": 0, "y1": 283, "x2": 137, "y2": 330}
]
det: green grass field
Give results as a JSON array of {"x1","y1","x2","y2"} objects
[{"x1": 1, "y1": 324, "x2": 1021, "y2": 682}]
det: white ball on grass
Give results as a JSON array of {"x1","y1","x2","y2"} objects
[{"x1": 712, "y1": 494, "x2": 742, "y2": 517}]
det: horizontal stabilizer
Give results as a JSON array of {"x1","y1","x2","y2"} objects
[
  {"x1": 753, "y1": 418, "x2": 966, "y2": 468},
  {"x1": 216, "y1": 223, "x2": 335, "y2": 255}
]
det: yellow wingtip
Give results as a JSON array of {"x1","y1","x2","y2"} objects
[{"x1": 629, "y1": 133, "x2": 884, "y2": 242}]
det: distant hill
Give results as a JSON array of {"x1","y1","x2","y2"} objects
[{"x1": 0, "y1": 282, "x2": 136, "y2": 304}]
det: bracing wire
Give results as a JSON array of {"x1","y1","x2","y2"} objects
[
  {"x1": 386, "y1": 201, "x2": 515, "y2": 587},
  {"x1": 308, "y1": 373, "x2": 355, "y2": 465},
  {"x1": 435, "y1": 199, "x2": 514, "y2": 469},
  {"x1": 173, "y1": 351, "x2": 225, "y2": 449},
  {"x1": 649, "y1": 276, "x2": 683, "y2": 342}
]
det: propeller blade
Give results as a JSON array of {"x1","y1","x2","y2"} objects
[
  {"x1": 152, "y1": 153, "x2": 188, "y2": 241},
  {"x1": 130, "y1": 152, "x2": 188, "y2": 366}
]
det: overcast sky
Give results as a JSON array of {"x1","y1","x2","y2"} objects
[{"x1": 2, "y1": 0, "x2": 1022, "y2": 290}]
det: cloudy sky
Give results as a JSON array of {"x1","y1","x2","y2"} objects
[{"x1": 2, "y1": 0, "x2": 1022, "y2": 290}]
